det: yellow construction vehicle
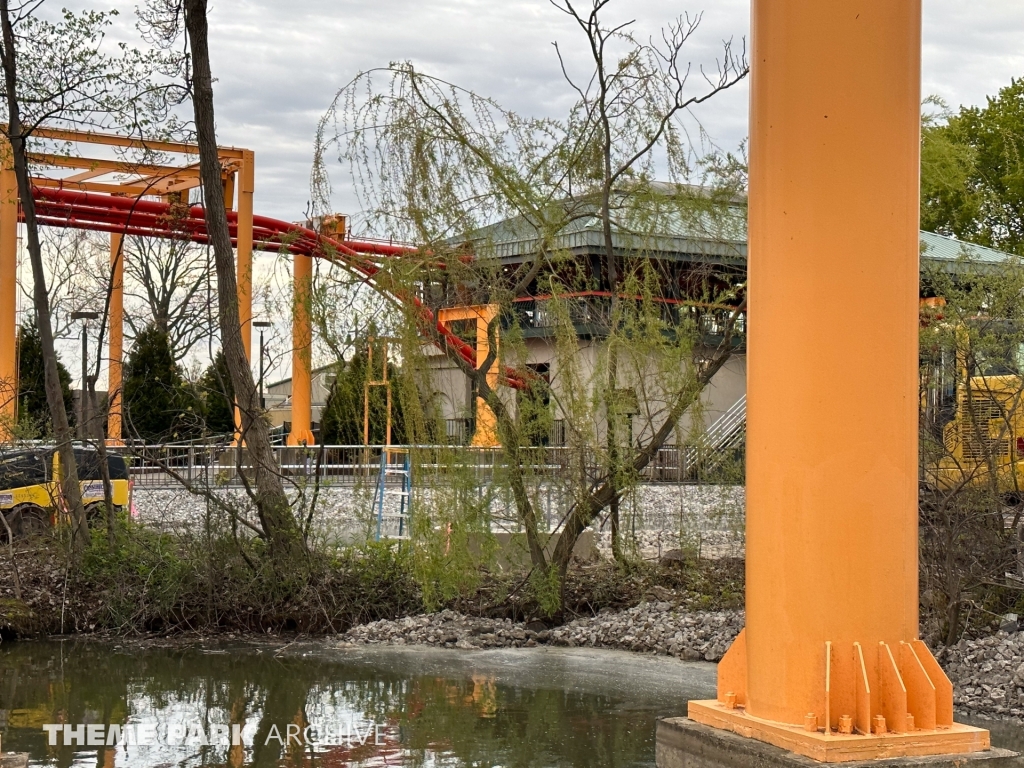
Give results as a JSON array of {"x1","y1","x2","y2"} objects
[
  {"x1": 922, "y1": 318, "x2": 1024, "y2": 496},
  {"x1": 0, "y1": 446, "x2": 131, "y2": 538}
]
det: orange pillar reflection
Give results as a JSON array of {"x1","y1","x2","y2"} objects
[{"x1": 687, "y1": 1, "x2": 989, "y2": 761}]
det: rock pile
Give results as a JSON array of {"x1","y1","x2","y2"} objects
[
  {"x1": 546, "y1": 603, "x2": 742, "y2": 660},
  {"x1": 944, "y1": 631, "x2": 1024, "y2": 724},
  {"x1": 345, "y1": 612, "x2": 539, "y2": 649},
  {"x1": 343, "y1": 605, "x2": 1024, "y2": 723},
  {"x1": 343, "y1": 603, "x2": 744, "y2": 662}
]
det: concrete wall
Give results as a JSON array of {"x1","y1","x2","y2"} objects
[
  {"x1": 264, "y1": 366, "x2": 336, "y2": 426},
  {"x1": 422, "y1": 334, "x2": 747, "y2": 447}
]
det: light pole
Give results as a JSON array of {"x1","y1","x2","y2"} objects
[
  {"x1": 71, "y1": 310, "x2": 99, "y2": 440},
  {"x1": 253, "y1": 321, "x2": 271, "y2": 410}
]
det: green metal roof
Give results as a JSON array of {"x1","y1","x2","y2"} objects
[
  {"x1": 919, "y1": 230, "x2": 1015, "y2": 267},
  {"x1": 466, "y1": 186, "x2": 748, "y2": 265},
  {"x1": 467, "y1": 187, "x2": 1016, "y2": 271}
]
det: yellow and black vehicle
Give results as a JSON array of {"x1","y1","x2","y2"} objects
[
  {"x1": 0, "y1": 446, "x2": 132, "y2": 538},
  {"x1": 922, "y1": 318, "x2": 1024, "y2": 497}
]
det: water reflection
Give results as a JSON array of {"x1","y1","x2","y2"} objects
[
  {"x1": 1, "y1": 641, "x2": 698, "y2": 768},
  {"x1": 4, "y1": 642, "x2": 1017, "y2": 767}
]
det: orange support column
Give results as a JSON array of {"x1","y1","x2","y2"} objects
[
  {"x1": 0, "y1": 163, "x2": 16, "y2": 440},
  {"x1": 106, "y1": 232, "x2": 124, "y2": 444},
  {"x1": 437, "y1": 304, "x2": 499, "y2": 447},
  {"x1": 232, "y1": 152, "x2": 255, "y2": 440},
  {"x1": 237, "y1": 150, "x2": 254, "y2": 362},
  {"x1": 287, "y1": 253, "x2": 315, "y2": 446},
  {"x1": 686, "y1": 1, "x2": 990, "y2": 762}
]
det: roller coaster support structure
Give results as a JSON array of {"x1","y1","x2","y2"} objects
[
  {"x1": 0, "y1": 128, "x2": 523, "y2": 445},
  {"x1": 684, "y1": 1, "x2": 993, "y2": 763}
]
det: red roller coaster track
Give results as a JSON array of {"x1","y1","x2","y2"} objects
[{"x1": 29, "y1": 186, "x2": 525, "y2": 388}]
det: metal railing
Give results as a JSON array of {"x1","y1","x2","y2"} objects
[
  {"x1": 116, "y1": 440, "x2": 740, "y2": 489},
  {"x1": 441, "y1": 418, "x2": 565, "y2": 447},
  {"x1": 86, "y1": 398, "x2": 748, "y2": 490},
  {"x1": 444, "y1": 418, "x2": 475, "y2": 445},
  {"x1": 679, "y1": 395, "x2": 747, "y2": 480}
]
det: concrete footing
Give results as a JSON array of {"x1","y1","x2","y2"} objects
[{"x1": 656, "y1": 718, "x2": 1024, "y2": 768}]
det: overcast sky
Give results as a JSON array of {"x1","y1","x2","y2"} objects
[
  {"x1": 34, "y1": 0, "x2": 1024, "y2": 385},
  {"x1": 63, "y1": 0, "x2": 1024, "y2": 224}
]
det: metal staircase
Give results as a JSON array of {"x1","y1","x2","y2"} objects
[
  {"x1": 374, "y1": 447, "x2": 412, "y2": 541},
  {"x1": 682, "y1": 395, "x2": 747, "y2": 480}
]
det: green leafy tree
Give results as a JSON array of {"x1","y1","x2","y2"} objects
[
  {"x1": 321, "y1": 343, "x2": 406, "y2": 445},
  {"x1": 16, "y1": 321, "x2": 74, "y2": 435},
  {"x1": 198, "y1": 349, "x2": 235, "y2": 436},
  {"x1": 123, "y1": 324, "x2": 190, "y2": 441},
  {"x1": 921, "y1": 82, "x2": 1024, "y2": 254}
]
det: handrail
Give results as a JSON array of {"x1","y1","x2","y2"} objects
[{"x1": 682, "y1": 395, "x2": 747, "y2": 475}]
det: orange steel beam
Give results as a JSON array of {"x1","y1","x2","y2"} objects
[
  {"x1": 19, "y1": 126, "x2": 243, "y2": 201},
  {"x1": 237, "y1": 151, "x2": 254, "y2": 362},
  {"x1": 233, "y1": 150, "x2": 255, "y2": 440},
  {"x1": 29, "y1": 176, "x2": 190, "y2": 197},
  {"x1": 687, "y1": 1, "x2": 989, "y2": 761},
  {"x1": 437, "y1": 304, "x2": 500, "y2": 447},
  {"x1": 0, "y1": 162, "x2": 17, "y2": 438},
  {"x1": 29, "y1": 126, "x2": 244, "y2": 158},
  {"x1": 26, "y1": 152, "x2": 206, "y2": 179},
  {"x1": 287, "y1": 252, "x2": 315, "y2": 446},
  {"x1": 106, "y1": 232, "x2": 124, "y2": 445}
]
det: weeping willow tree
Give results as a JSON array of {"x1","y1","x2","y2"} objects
[{"x1": 313, "y1": 0, "x2": 748, "y2": 614}]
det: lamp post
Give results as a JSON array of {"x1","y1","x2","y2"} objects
[
  {"x1": 71, "y1": 310, "x2": 99, "y2": 440},
  {"x1": 253, "y1": 321, "x2": 271, "y2": 410}
]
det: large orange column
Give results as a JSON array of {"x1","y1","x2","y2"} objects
[
  {"x1": 746, "y1": 0, "x2": 921, "y2": 723},
  {"x1": 106, "y1": 232, "x2": 124, "y2": 444},
  {"x1": 687, "y1": 1, "x2": 989, "y2": 761},
  {"x1": 0, "y1": 164, "x2": 17, "y2": 439},
  {"x1": 287, "y1": 252, "x2": 315, "y2": 446}
]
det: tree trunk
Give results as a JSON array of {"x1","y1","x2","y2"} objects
[
  {"x1": 86, "y1": 375, "x2": 117, "y2": 550},
  {"x1": 550, "y1": 343, "x2": 737, "y2": 578},
  {"x1": 183, "y1": 0, "x2": 300, "y2": 559},
  {"x1": 0, "y1": 0, "x2": 88, "y2": 554}
]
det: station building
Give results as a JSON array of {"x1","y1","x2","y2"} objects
[
  {"x1": 422, "y1": 189, "x2": 1012, "y2": 450},
  {"x1": 265, "y1": 187, "x2": 1012, "y2": 450}
]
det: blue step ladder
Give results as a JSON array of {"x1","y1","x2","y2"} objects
[{"x1": 374, "y1": 447, "x2": 411, "y2": 541}]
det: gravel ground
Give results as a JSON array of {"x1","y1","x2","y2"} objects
[
  {"x1": 343, "y1": 602, "x2": 1024, "y2": 724},
  {"x1": 131, "y1": 483, "x2": 746, "y2": 558},
  {"x1": 944, "y1": 631, "x2": 1024, "y2": 724},
  {"x1": 343, "y1": 603, "x2": 743, "y2": 662}
]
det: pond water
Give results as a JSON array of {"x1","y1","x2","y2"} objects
[
  {"x1": 0, "y1": 640, "x2": 715, "y2": 767},
  {"x1": 0, "y1": 640, "x2": 1019, "y2": 767}
]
